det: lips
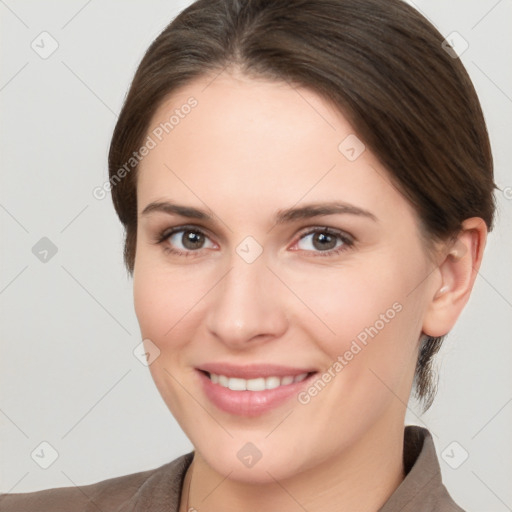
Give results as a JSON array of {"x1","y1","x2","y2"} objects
[{"x1": 195, "y1": 362, "x2": 318, "y2": 416}]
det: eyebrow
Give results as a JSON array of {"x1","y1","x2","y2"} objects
[{"x1": 141, "y1": 200, "x2": 377, "y2": 224}]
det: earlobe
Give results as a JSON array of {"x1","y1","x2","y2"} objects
[{"x1": 422, "y1": 218, "x2": 487, "y2": 337}]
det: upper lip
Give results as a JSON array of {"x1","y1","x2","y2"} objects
[{"x1": 197, "y1": 362, "x2": 317, "y2": 379}]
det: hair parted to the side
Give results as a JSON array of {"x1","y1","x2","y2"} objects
[{"x1": 108, "y1": 0, "x2": 496, "y2": 412}]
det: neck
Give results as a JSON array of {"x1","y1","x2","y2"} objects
[{"x1": 180, "y1": 416, "x2": 406, "y2": 512}]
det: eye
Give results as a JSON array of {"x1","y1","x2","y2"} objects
[
  {"x1": 156, "y1": 226, "x2": 215, "y2": 257},
  {"x1": 293, "y1": 227, "x2": 354, "y2": 257}
]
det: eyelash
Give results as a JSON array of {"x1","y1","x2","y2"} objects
[{"x1": 153, "y1": 224, "x2": 355, "y2": 259}]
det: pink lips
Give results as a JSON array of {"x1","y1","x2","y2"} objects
[{"x1": 196, "y1": 362, "x2": 318, "y2": 417}]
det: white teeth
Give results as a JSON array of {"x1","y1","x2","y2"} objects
[
  {"x1": 265, "y1": 376, "x2": 281, "y2": 389},
  {"x1": 208, "y1": 372, "x2": 311, "y2": 391},
  {"x1": 247, "y1": 377, "x2": 265, "y2": 391},
  {"x1": 227, "y1": 377, "x2": 246, "y2": 391}
]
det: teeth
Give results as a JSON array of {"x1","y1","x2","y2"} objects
[
  {"x1": 228, "y1": 377, "x2": 246, "y2": 391},
  {"x1": 247, "y1": 377, "x2": 265, "y2": 391},
  {"x1": 208, "y1": 372, "x2": 310, "y2": 391},
  {"x1": 281, "y1": 376, "x2": 294, "y2": 385},
  {"x1": 265, "y1": 376, "x2": 281, "y2": 390}
]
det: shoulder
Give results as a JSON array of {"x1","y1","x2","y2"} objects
[{"x1": 0, "y1": 452, "x2": 194, "y2": 512}]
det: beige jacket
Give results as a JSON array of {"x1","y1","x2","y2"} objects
[{"x1": 0, "y1": 426, "x2": 465, "y2": 511}]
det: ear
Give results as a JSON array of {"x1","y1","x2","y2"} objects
[{"x1": 422, "y1": 217, "x2": 488, "y2": 337}]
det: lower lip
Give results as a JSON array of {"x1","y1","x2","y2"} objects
[{"x1": 197, "y1": 370, "x2": 317, "y2": 417}]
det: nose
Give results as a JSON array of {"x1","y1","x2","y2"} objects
[{"x1": 204, "y1": 252, "x2": 288, "y2": 350}]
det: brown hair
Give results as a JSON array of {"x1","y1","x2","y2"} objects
[{"x1": 108, "y1": 0, "x2": 496, "y2": 411}]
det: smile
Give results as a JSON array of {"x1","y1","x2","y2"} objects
[
  {"x1": 196, "y1": 365, "x2": 318, "y2": 417},
  {"x1": 207, "y1": 372, "x2": 310, "y2": 391}
]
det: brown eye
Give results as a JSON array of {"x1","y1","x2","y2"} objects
[
  {"x1": 311, "y1": 232, "x2": 338, "y2": 251},
  {"x1": 295, "y1": 228, "x2": 354, "y2": 256},
  {"x1": 161, "y1": 227, "x2": 215, "y2": 254},
  {"x1": 180, "y1": 230, "x2": 206, "y2": 250}
]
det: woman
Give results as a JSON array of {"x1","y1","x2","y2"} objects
[{"x1": 0, "y1": 0, "x2": 496, "y2": 510}]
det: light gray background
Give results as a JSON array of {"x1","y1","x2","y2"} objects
[{"x1": 0, "y1": 1, "x2": 511, "y2": 510}]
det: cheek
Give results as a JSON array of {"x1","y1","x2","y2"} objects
[
  {"x1": 133, "y1": 264, "x2": 208, "y2": 421},
  {"x1": 133, "y1": 265, "x2": 194, "y2": 345},
  {"x1": 133, "y1": 254, "x2": 220, "y2": 364},
  {"x1": 295, "y1": 256, "x2": 416, "y2": 342},
  {"x1": 291, "y1": 255, "x2": 424, "y2": 390}
]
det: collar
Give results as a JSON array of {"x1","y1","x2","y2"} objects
[
  {"x1": 378, "y1": 425, "x2": 464, "y2": 511},
  {"x1": 130, "y1": 425, "x2": 463, "y2": 512}
]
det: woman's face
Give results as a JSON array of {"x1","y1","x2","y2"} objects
[{"x1": 133, "y1": 71, "x2": 439, "y2": 482}]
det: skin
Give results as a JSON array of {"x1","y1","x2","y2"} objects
[{"x1": 133, "y1": 68, "x2": 487, "y2": 512}]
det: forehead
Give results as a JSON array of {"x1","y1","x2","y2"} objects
[
  {"x1": 146, "y1": 71, "x2": 351, "y2": 155},
  {"x1": 136, "y1": 72, "x2": 412, "y2": 224}
]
